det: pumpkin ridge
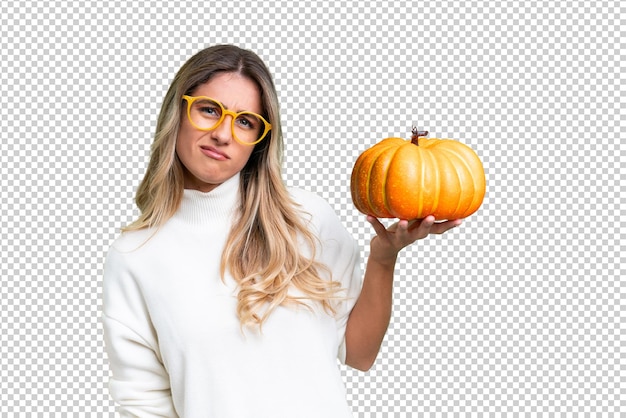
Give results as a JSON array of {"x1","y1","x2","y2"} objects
[
  {"x1": 350, "y1": 155, "x2": 364, "y2": 210},
  {"x1": 440, "y1": 146, "x2": 482, "y2": 217},
  {"x1": 361, "y1": 152, "x2": 376, "y2": 214},
  {"x1": 382, "y1": 145, "x2": 403, "y2": 217},
  {"x1": 367, "y1": 144, "x2": 396, "y2": 217},
  {"x1": 416, "y1": 146, "x2": 425, "y2": 218},
  {"x1": 353, "y1": 141, "x2": 398, "y2": 217},
  {"x1": 351, "y1": 152, "x2": 373, "y2": 214},
  {"x1": 439, "y1": 146, "x2": 474, "y2": 173},
  {"x1": 449, "y1": 153, "x2": 468, "y2": 218},
  {"x1": 424, "y1": 148, "x2": 439, "y2": 217}
]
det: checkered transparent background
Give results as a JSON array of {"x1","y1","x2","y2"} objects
[{"x1": 1, "y1": 1, "x2": 623, "y2": 416}]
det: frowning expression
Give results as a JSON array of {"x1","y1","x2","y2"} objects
[{"x1": 176, "y1": 72, "x2": 262, "y2": 192}]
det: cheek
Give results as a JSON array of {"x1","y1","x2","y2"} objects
[
  {"x1": 175, "y1": 126, "x2": 198, "y2": 159},
  {"x1": 233, "y1": 146, "x2": 256, "y2": 169},
  {"x1": 174, "y1": 136, "x2": 187, "y2": 165},
  {"x1": 177, "y1": 121, "x2": 192, "y2": 143}
]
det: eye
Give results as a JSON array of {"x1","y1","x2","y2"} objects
[
  {"x1": 194, "y1": 100, "x2": 221, "y2": 118},
  {"x1": 235, "y1": 114, "x2": 260, "y2": 130},
  {"x1": 199, "y1": 106, "x2": 220, "y2": 117}
]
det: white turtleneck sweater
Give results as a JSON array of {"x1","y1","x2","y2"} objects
[{"x1": 102, "y1": 174, "x2": 363, "y2": 418}]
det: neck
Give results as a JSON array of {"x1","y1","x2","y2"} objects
[{"x1": 174, "y1": 173, "x2": 240, "y2": 225}]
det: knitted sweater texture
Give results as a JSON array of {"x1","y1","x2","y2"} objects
[{"x1": 102, "y1": 174, "x2": 362, "y2": 417}]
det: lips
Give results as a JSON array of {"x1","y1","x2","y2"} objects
[{"x1": 200, "y1": 145, "x2": 229, "y2": 160}]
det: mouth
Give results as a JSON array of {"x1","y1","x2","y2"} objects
[{"x1": 200, "y1": 145, "x2": 229, "y2": 161}]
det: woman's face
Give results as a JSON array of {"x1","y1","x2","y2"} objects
[{"x1": 176, "y1": 72, "x2": 261, "y2": 192}]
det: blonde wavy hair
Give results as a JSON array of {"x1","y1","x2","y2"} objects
[{"x1": 124, "y1": 45, "x2": 342, "y2": 329}]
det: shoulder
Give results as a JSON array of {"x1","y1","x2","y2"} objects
[
  {"x1": 288, "y1": 187, "x2": 338, "y2": 223},
  {"x1": 103, "y1": 226, "x2": 163, "y2": 274},
  {"x1": 288, "y1": 187, "x2": 344, "y2": 237},
  {"x1": 107, "y1": 227, "x2": 159, "y2": 256},
  {"x1": 289, "y1": 188, "x2": 361, "y2": 289},
  {"x1": 288, "y1": 187, "x2": 356, "y2": 246},
  {"x1": 102, "y1": 226, "x2": 172, "y2": 313}
]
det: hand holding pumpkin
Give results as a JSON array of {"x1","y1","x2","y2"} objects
[
  {"x1": 366, "y1": 215, "x2": 462, "y2": 264},
  {"x1": 345, "y1": 129, "x2": 479, "y2": 368}
]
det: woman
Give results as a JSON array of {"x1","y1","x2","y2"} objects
[{"x1": 102, "y1": 44, "x2": 460, "y2": 418}]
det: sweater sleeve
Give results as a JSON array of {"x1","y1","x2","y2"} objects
[
  {"x1": 294, "y1": 189, "x2": 364, "y2": 364},
  {"x1": 102, "y1": 245, "x2": 179, "y2": 418},
  {"x1": 332, "y1": 235, "x2": 362, "y2": 365}
]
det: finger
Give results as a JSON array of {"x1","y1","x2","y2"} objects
[
  {"x1": 414, "y1": 215, "x2": 436, "y2": 237},
  {"x1": 430, "y1": 219, "x2": 463, "y2": 235},
  {"x1": 396, "y1": 219, "x2": 410, "y2": 232},
  {"x1": 406, "y1": 218, "x2": 421, "y2": 231},
  {"x1": 398, "y1": 216, "x2": 434, "y2": 242},
  {"x1": 366, "y1": 215, "x2": 389, "y2": 237},
  {"x1": 391, "y1": 219, "x2": 410, "y2": 242},
  {"x1": 405, "y1": 217, "x2": 432, "y2": 232},
  {"x1": 386, "y1": 221, "x2": 400, "y2": 232}
]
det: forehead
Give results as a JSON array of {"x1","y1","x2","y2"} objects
[{"x1": 191, "y1": 72, "x2": 262, "y2": 113}]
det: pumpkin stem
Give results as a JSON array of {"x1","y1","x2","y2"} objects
[{"x1": 411, "y1": 127, "x2": 429, "y2": 145}]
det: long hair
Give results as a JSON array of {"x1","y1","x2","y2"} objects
[{"x1": 125, "y1": 45, "x2": 342, "y2": 329}]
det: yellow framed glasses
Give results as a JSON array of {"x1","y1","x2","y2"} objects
[{"x1": 182, "y1": 95, "x2": 272, "y2": 145}]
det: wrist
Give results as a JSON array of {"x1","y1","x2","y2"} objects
[{"x1": 367, "y1": 251, "x2": 398, "y2": 270}]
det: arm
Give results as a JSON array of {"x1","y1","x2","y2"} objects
[
  {"x1": 103, "y1": 315, "x2": 178, "y2": 418},
  {"x1": 102, "y1": 247, "x2": 178, "y2": 418},
  {"x1": 344, "y1": 215, "x2": 462, "y2": 371}
]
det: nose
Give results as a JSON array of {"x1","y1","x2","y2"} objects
[{"x1": 210, "y1": 116, "x2": 233, "y2": 144}]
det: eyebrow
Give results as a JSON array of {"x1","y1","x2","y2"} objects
[
  {"x1": 227, "y1": 104, "x2": 260, "y2": 114},
  {"x1": 197, "y1": 96, "x2": 258, "y2": 114}
]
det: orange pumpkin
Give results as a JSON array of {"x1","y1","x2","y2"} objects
[{"x1": 350, "y1": 128, "x2": 486, "y2": 220}]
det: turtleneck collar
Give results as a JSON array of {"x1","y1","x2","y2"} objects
[{"x1": 173, "y1": 173, "x2": 241, "y2": 225}]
